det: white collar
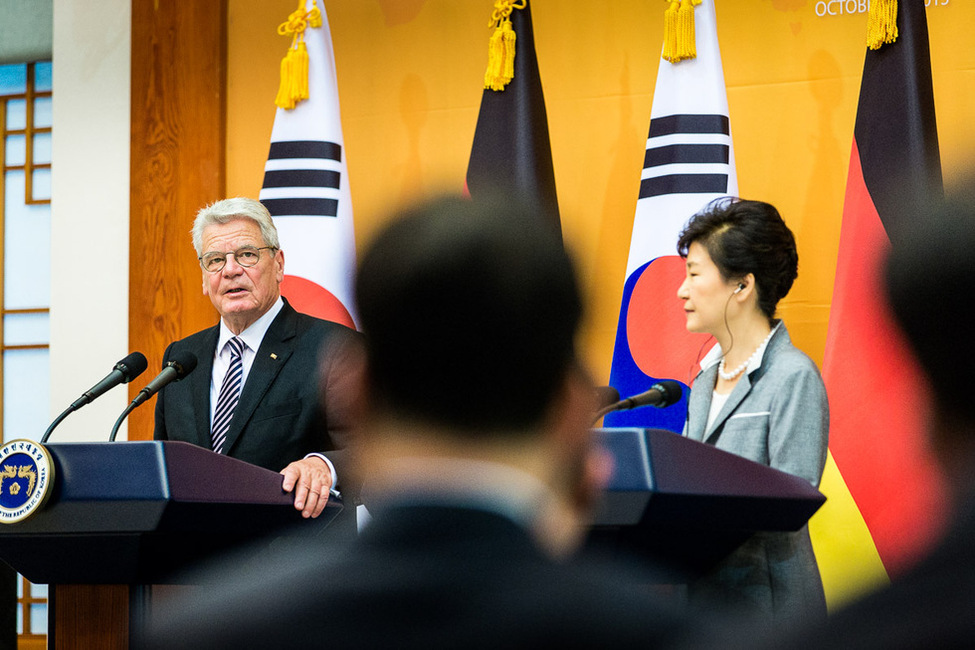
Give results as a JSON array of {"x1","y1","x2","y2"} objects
[
  {"x1": 366, "y1": 456, "x2": 552, "y2": 528},
  {"x1": 700, "y1": 320, "x2": 783, "y2": 375},
  {"x1": 217, "y1": 296, "x2": 284, "y2": 355}
]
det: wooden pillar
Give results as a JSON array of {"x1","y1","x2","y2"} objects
[
  {"x1": 129, "y1": 0, "x2": 228, "y2": 440},
  {"x1": 50, "y1": 585, "x2": 129, "y2": 649}
]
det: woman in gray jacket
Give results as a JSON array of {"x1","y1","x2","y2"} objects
[{"x1": 676, "y1": 198, "x2": 829, "y2": 626}]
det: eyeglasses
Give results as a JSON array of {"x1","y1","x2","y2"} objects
[{"x1": 199, "y1": 246, "x2": 276, "y2": 273}]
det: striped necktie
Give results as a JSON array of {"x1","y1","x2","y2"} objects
[{"x1": 211, "y1": 336, "x2": 245, "y2": 454}]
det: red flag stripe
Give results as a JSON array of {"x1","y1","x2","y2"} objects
[{"x1": 824, "y1": 140, "x2": 947, "y2": 575}]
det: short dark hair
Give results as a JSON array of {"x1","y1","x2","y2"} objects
[
  {"x1": 677, "y1": 198, "x2": 799, "y2": 321},
  {"x1": 885, "y1": 188, "x2": 975, "y2": 420},
  {"x1": 355, "y1": 194, "x2": 582, "y2": 433}
]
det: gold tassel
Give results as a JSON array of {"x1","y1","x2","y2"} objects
[
  {"x1": 662, "y1": 1, "x2": 680, "y2": 62},
  {"x1": 291, "y1": 42, "x2": 310, "y2": 103},
  {"x1": 276, "y1": 49, "x2": 296, "y2": 110},
  {"x1": 483, "y1": 0, "x2": 526, "y2": 91},
  {"x1": 866, "y1": 0, "x2": 898, "y2": 50},
  {"x1": 662, "y1": 0, "x2": 702, "y2": 64},
  {"x1": 275, "y1": 0, "x2": 322, "y2": 110}
]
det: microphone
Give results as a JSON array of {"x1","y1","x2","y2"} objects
[
  {"x1": 616, "y1": 380, "x2": 683, "y2": 410},
  {"x1": 109, "y1": 351, "x2": 198, "y2": 442},
  {"x1": 71, "y1": 352, "x2": 149, "y2": 411},
  {"x1": 592, "y1": 380, "x2": 683, "y2": 423},
  {"x1": 131, "y1": 351, "x2": 199, "y2": 408},
  {"x1": 40, "y1": 352, "x2": 149, "y2": 443}
]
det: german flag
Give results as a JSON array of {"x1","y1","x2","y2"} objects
[{"x1": 822, "y1": 0, "x2": 946, "y2": 578}]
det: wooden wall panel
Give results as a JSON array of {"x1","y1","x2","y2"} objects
[{"x1": 129, "y1": 0, "x2": 227, "y2": 440}]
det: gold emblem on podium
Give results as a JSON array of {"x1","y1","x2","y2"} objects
[{"x1": 0, "y1": 440, "x2": 55, "y2": 524}]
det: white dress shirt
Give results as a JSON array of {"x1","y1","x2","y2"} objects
[{"x1": 209, "y1": 297, "x2": 337, "y2": 483}]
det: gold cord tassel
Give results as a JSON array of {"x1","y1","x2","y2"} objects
[
  {"x1": 275, "y1": 0, "x2": 322, "y2": 110},
  {"x1": 663, "y1": 1, "x2": 679, "y2": 62},
  {"x1": 866, "y1": 0, "x2": 898, "y2": 50},
  {"x1": 483, "y1": 0, "x2": 526, "y2": 91},
  {"x1": 662, "y1": 0, "x2": 702, "y2": 64}
]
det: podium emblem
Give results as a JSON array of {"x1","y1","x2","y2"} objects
[{"x1": 0, "y1": 439, "x2": 55, "y2": 524}]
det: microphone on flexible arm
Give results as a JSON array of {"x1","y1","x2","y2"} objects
[
  {"x1": 592, "y1": 380, "x2": 683, "y2": 424},
  {"x1": 109, "y1": 351, "x2": 198, "y2": 442},
  {"x1": 40, "y1": 352, "x2": 149, "y2": 443}
]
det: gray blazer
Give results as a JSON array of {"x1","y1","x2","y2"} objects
[{"x1": 685, "y1": 323, "x2": 829, "y2": 624}]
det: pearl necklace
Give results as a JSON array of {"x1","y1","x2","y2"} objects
[{"x1": 718, "y1": 328, "x2": 776, "y2": 381}]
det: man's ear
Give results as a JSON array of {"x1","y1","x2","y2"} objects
[
  {"x1": 542, "y1": 363, "x2": 615, "y2": 536},
  {"x1": 544, "y1": 363, "x2": 598, "y2": 451},
  {"x1": 275, "y1": 248, "x2": 285, "y2": 283}
]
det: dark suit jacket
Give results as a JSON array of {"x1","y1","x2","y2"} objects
[
  {"x1": 149, "y1": 504, "x2": 705, "y2": 649},
  {"x1": 154, "y1": 300, "x2": 360, "y2": 495}
]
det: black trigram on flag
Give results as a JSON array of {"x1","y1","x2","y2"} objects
[
  {"x1": 260, "y1": 140, "x2": 342, "y2": 218},
  {"x1": 609, "y1": 0, "x2": 737, "y2": 434},
  {"x1": 639, "y1": 114, "x2": 731, "y2": 199}
]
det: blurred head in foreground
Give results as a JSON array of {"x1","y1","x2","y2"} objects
[
  {"x1": 355, "y1": 193, "x2": 603, "y2": 552},
  {"x1": 884, "y1": 179, "x2": 975, "y2": 500},
  {"x1": 144, "y1": 195, "x2": 702, "y2": 650}
]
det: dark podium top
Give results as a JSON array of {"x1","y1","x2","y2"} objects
[
  {"x1": 588, "y1": 428, "x2": 826, "y2": 579},
  {"x1": 0, "y1": 441, "x2": 342, "y2": 585}
]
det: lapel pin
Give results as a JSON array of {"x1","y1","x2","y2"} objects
[{"x1": 270, "y1": 353, "x2": 278, "y2": 360}]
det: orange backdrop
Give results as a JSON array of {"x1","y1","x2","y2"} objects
[{"x1": 224, "y1": 0, "x2": 975, "y2": 607}]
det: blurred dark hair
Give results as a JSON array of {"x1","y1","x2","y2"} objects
[
  {"x1": 885, "y1": 184, "x2": 975, "y2": 420},
  {"x1": 355, "y1": 194, "x2": 582, "y2": 434},
  {"x1": 677, "y1": 198, "x2": 799, "y2": 321}
]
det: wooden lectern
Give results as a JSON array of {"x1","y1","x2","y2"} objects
[
  {"x1": 0, "y1": 441, "x2": 342, "y2": 649},
  {"x1": 589, "y1": 427, "x2": 826, "y2": 581}
]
